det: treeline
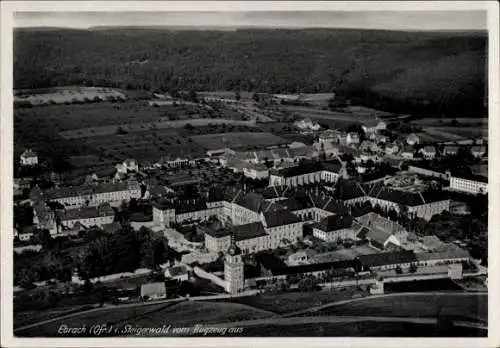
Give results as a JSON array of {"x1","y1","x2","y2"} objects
[
  {"x1": 14, "y1": 226, "x2": 175, "y2": 287},
  {"x1": 14, "y1": 28, "x2": 487, "y2": 117}
]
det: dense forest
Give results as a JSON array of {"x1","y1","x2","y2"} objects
[{"x1": 14, "y1": 28, "x2": 487, "y2": 117}]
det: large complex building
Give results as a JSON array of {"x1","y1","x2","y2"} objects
[
  {"x1": 41, "y1": 180, "x2": 141, "y2": 208},
  {"x1": 269, "y1": 161, "x2": 342, "y2": 187}
]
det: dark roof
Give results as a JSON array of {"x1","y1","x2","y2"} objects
[
  {"x1": 358, "y1": 251, "x2": 417, "y2": 268},
  {"x1": 261, "y1": 185, "x2": 290, "y2": 200},
  {"x1": 57, "y1": 205, "x2": 114, "y2": 221},
  {"x1": 203, "y1": 227, "x2": 231, "y2": 239},
  {"x1": 365, "y1": 183, "x2": 447, "y2": 207},
  {"x1": 279, "y1": 196, "x2": 315, "y2": 211},
  {"x1": 452, "y1": 173, "x2": 488, "y2": 183},
  {"x1": 311, "y1": 195, "x2": 349, "y2": 214},
  {"x1": 333, "y1": 178, "x2": 367, "y2": 200},
  {"x1": 236, "y1": 192, "x2": 264, "y2": 213},
  {"x1": 272, "y1": 259, "x2": 358, "y2": 276},
  {"x1": 273, "y1": 162, "x2": 326, "y2": 178},
  {"x1": 231, "y1": 222, "x2": 268, "y2": 241},
  {"x1": 315, "y1": 214, "x2": 353, "y2": 232},
  {"x1": 263, "y1": 210, "x2": 301, "y2": 228}
]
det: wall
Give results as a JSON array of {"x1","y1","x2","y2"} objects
[{"x1": 193, "y1": 266, "x2": 227, "y2": 290}]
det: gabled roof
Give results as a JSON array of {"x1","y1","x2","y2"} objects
[
  {"x1": 416, "y1": 249, "x2": 471, "y2": 262},
  {"x1": 231, "y1": 222, "x2": 268, "y2": 241},
  {"x1": 21, "y1": 150, "x2": 37, "y2": 158},
  {"x1": 315, "y1": 214, "x2": 353, "y2": 232},
  {"x1": 236, "y1": 192, "x2": 265, "y2": 213},
  {"x1": 263, "y1": 210, "x2": 301, "y2": 228},
  {"x1": 333, "y1": 178, "x2": 367, "y2": 200},
  {"x1": 421, "y1": 146, "x2": 436, "y2": 153}
]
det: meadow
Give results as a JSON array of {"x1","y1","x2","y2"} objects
[{"x1": 192, "y1": 132, "x2": 289, "y2": 150}]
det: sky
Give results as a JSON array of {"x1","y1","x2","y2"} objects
[{"x1": 13, "y1": 11, "x2": 487, "y2": 31}]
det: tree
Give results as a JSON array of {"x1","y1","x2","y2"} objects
[
  {"x1": 409, "y1": 263, "x2": 418, "y2": 273},
  {"x1": 395, "y1": 265, "x2": 403, "y2": 274},
  {"x1": 235, "y1": 91, "x2": 241, "y2": 101},
  {"x1": 38, "y1": 229, "x2": 54, "y2": 250}
]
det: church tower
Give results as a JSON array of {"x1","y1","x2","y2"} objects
[{"x1": 224, "y1": 234, "x2": 244, "y2": 294}]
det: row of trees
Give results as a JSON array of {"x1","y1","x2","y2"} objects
[{"x1": 14, "y1": 225, "x2": 175, "y2": 287}]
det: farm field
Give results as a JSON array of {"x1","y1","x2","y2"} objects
[
  {"x1": 424, "y1": 126, "x2": 487, "y2": 139},
  {"x1": 412, "y1": 118, "x2": 488, "y2": 127},
  {"x1": 225, "y1": 288, "x2": 370, "y2": 314},
  {"x1": 16, "y1": 300, "x2": 274, "y2": 336},
  {"x1": 192, "y1": 132, "x2": 289, "y2": 150},
  {"x1": 276, "y1": 105, "x2": 382, "y2": 123},
  {"x1": 14, "y1": 86, "x2": 126, "y2": 105},
  {"x1": 80, "y1": 129, "x2": 206, "y2": 162},
  {"x1": 238, "y1": 321, "x2": 486, "y2": 337},
  {"x1": 59, "y1": 118, "x2": 257, "y2": 139},
  {"x1": 318, "y1": 293, "x2": 487, "y2": 321}
]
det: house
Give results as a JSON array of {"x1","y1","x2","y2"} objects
[
  {"x1": 471, "y1": 146, "x2": 486, "y2": 158},
  {"x1": 385, "y1": 143, "x2": 400, "y2": 155},
  {"x1": 406, "y1": 134, "x2": 420, "y2": 146},
  {"x1": 294, "y1": 119, "x2": 320, "y2": 131},
  {"x1": 374, "y1": 134, "x2": 387, "y2": 144},
  {"x1": 443, "y1": 146, "x2": 459, "y2": 156},
  {"x1": 356, "y1": 225, "x2": 401, "y2": 250},
  {"x1": 346, "y1": 133, "x2": 360, "y2": 146},
  {"x1": 313, "y1": 214, "x2": 355, "y2": 242},
  {"x1": 164, "y1": 265, "x2": 190, "y2": 282},
  {"x1": 362, "y1": 119, "x2": 387, "y2": 134},
  {"x1": 360, "y1": 140, "x2": 381, "y2": 153},
  {"x1": 123, "y1": 158, "x2": 138, "y2": 172},
  {"x1": 415, "y1": 249, "x2": 471, "y2": 267},
  {"x1": 242, "y1": 163, "x2": 269, "y2": 180},
  {"x1": 319, "y1": 130, "x2": 342, "y2": 144},
  {"x1": 314, "y1": 141, "x2": 339, "y2": 157},
  {"x1": 20, "y1": 149, "x2": 38, "y2": 166},
  {"x1": 355, "y1": 212, "x2": 408, "y2": 243},
  {"x1": 401, "y1": 146, "x2": 415, "y2": 159},
  {"x1": 140, "y1": 282, "x2": 166, "y2": 300},
  {"x1": 419, "y1": 146, "x2": 436, "y2": 160},
  {"x1": 287, "y1": 250, "x2": 313, "y2": 266}
]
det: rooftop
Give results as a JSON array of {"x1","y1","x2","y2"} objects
[
  {"x1": 415, "y1": 249, "x2": 471, "y2": 262},
  {"x1": 263, "y1": 209, "x2": 301, "y2": 228},
  {"x1": 231, "y1": 222, "x2": 268, "y2": 241},
  {"x1": 315, "y1": 214, "x2": 353, "y2": 232},
  {"x1": 236, "y1": 192, "x2": 265, "y2": 213},
  {"x1": 57, "y1": 205, "x2": 114, "y2": 221},
  {"x1": 358, "y1": 251, "x2": 417, "y2": 268},
  {"x1": 46, "y1": 180, "x2": 139, "y2": 200}
]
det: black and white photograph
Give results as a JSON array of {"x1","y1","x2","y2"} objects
[{"x1": 1, "y1": 1, "x2": 499, "y2": 347}]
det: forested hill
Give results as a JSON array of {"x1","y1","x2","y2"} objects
[{"x1": 14, "y1": 28, "x2": 487, "y2": 117}]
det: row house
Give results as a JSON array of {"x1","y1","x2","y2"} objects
[
  {"x1": 313, "y1": 214, "x2": 356, "y2": 242},
  {"x1": 269, "y1": 161, "x2": 341, "y2": 187},
  {"x1": 44, "y1": 180, "x2": 141, "y2": 208}
]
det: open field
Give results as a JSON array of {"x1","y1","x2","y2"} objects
[
  {"x1": 318, "y1": 293, "x2": 487, "y2": 321},
  {"x1": 412, "y1": 118, "x2": 488, "y2": 127},
  {"x1": 276, "y1": 105, "x2": 380, "y2": 124},
  {"x1": 424, "y1": 126, "x2": 487, "y2": 139},
  {"x1": 238, "y1": 321, "x2": 486, "y2": 337},
  {"x1": 59, "y1": 118, "x2": 256, "y2": 139},
  {"x1": 192, "y1": 132, "x2": 289, "y2": 150},
  {"x1": 14, "y1": 86, "x2": 126, "y2": 105},
  {"x1": 16, "y1": 301, "x2": 273, "y2": 336},
  {"x1": 224, "y1": 288, "x2": 370, "y2": 314},
  {"x1": 79, "y1": 129, "x2": 206, "y2": 162}
]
